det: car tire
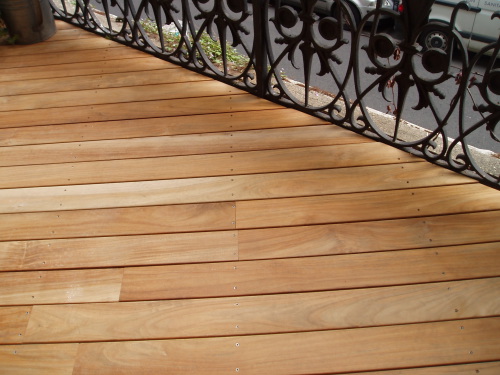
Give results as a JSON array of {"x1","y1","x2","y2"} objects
[
  {"x1": 345, "y1": 1, "x2": 361, "y2": 28},
  {"x1": 419, "y1": 23, "x2": 451, "y2": 51},
  {"x1": 331, "y1": 1, "x2": 360, "y2": 30}
]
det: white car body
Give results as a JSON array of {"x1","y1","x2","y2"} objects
[
  {"x1": 350, "y1": 0, "x2": 396, "y2": 19},
  {"x1": 427, "y1": 0, "x2": 500, "y2": 52},
  {"x1": 279, "y1": 0, "x2": 396, "y2": 22}
]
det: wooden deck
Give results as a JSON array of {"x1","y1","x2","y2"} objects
[{"x1": 1, "y1": 21, "x2": 499, "y2": 374}]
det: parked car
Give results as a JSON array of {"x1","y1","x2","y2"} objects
[
  {"x1": 277, "y1": 0, "x2": 397, "y2": 26},
  {"x1": 415, "y1": 0, "x2": 500, "y2": 53}
]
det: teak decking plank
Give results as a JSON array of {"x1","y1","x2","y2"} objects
[
  {"x1": 334, "y1": 362, "x2": 500, "y2": 375},
  {"x1": 0, "y1": 231, "x2": 238, "y2": 272},
  {"x1": 0, "y1": 202, "x2": 236, "y2": 241},
  {"x1": 0, "y1": 46, "x2": 147, "y2": 69},
  {"x1": 47, "y1": 28, "x2": 104, "y2": 42},
  {"x1": 0, "y1": 94, "x2": 281, "y2": 128},
  {"x1": 0, "y1": 80, "x2": 242, "y2": 112},
  {"x1": 0, "y1": 306, "x2": 32, "y2": 343},
  {"x1": 0, "y1": 343, "x2": 78, "y2": 375},
  {"x1": 0, "y1": 125, "x2": 369, "y2": 166},
  {"x1": 0, "y1": 268, "x2": 123, "y2": 306},
  {"x1": 0, "y1": 37, "x2": 121, "y2": 57},
  {"x1": 0, "y1": 68, "x2": 210, "y2": 97},
  {"x1": 0, "y1": 163, "x2": 471, "y2": 214},
  {"x1": 71, "y1": 317, "x2": 500, "y2": 375},
  {"x1": 11, "y1": 278, "x2": 499, "y2": 344},
  {"x1": 1, "y1": 20, "x2": 499, "y2": 375},
  {"x1": 0, "y1": 217, "x2": 497, "y2": 272},
  {"x1": 119, "y1": 244, "x2": 500, "y2": 301},
  {"x1": 0, "y1": 143, "x2": 414, "y2": 189},
  {"x1": 236, "y1": 183, "x2": 500, "y2": 229},
  {"x1": 238, "y1": 211, "x2": 500, "y2": 259},
  {"x1": 0, "y1": 56, "x2": 170, "y2": 83},
  {"x1": 0, "y1": 108, "x2": 328, "y2": 146}
]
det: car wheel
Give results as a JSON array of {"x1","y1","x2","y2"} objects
[{"x1": 420, "y1": 25, "x2": 450, "y2": 51}]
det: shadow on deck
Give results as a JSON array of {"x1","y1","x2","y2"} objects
[{"x1": 0, "y1": 21, "x2": 499, "y2": 374}]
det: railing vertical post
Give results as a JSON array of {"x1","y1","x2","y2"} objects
[{"x1": 252, "y1": 0, "x2": 268, "y2": 98}]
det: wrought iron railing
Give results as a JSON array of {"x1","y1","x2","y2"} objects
[{"x1": 49, "y1": 0, "x2": 499, "y2": 188}]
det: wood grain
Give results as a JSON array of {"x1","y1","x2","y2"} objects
[
  {"x1": 236, "y1": 183, "x2": 500, "y2": 228},
  {"x1": 1, "y1": 21, "x2": 499, "y2": 375},
  {"x1": 72, "y1": 317, "x2": 500, "y2": 375},
  {"x1": 0, "y1": 108, "x2": 326, "y2": 146},
  {"x1": 0, "y1": 343, "x2": 78, "y2": 375},
  {"x1": 0, "y1": 68, "x2": 209, "y2": 97},
  {"x1": 0, "y1": 125, "x2": 366, "y2": 166},
  {"x1": 0, "y1": 231, "x2": 238, "y2": 271},
  {"x1": 0, "y1": 45, "x2": 146, "y2": 69},
  {"x1": 120, "y1": 244, "x2": 500, "y2": 300},
  {"x1": 0, "y1": 202, "x2": 236, "y2": 241},
  {"x1": 0, "y1": 143, "x2": 406, "y2": 189},
  {"x1": 47, "y1": 28, "x2": 103, "y2": 42},
  {"x1": 0, "y1": 37, "x2": 120, "y2": 57},
  {"x1": 0, "y1": 94, "x2": 281, "y2": 128},
  {"x1": 333, "y1": 362, "x2": 500, "y2": 375},
  {"x1": 0, "y1": 268, "x2": 123, "y2": 305},
  {"x1": 54, "y1": 20, "x2": 76, "y2": 30},
  {"x1": 0, "y1": 163, "x2": 471, "y2": 214},
  {"x1": 238, "y1": 211, "x2": 500, "y2": 259},
  {"x1": 0, "y1": 80, "x2": 242, "y2": 112},
  {"x1": 19, "y1": 278, "x2": 500, "y2": 343},
  {"x1": 0, "y1": 56, "x2": 170, "y2": 83},
  {"x1": 0, "y1": 306, "x2": 32, "y2": 343}
]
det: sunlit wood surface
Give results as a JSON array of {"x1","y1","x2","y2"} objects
[{"x1": 1, "y1": 21, "x2": 499, "y2": 374}]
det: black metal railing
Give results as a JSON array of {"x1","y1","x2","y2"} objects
[{"x1": 49, "y1": 0, "x2": 499, "y2": 188}]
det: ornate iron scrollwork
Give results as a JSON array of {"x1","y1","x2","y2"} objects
[{"x1": 49, "y1": 0, "x2": 499, "y2": 188}]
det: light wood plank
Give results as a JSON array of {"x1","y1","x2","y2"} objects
[
  {"x1": 0, "y1": 202, "x2": 235, "y2": 241},
  {"x1": 120, "y1": 243, "x2": 500, "y2": 300},
  {"x1": 72, "y1": 317, "x2": 500, "y2": 375},
  {"x1": 0, "y1": 268, "x2": 123, "y2": 305},
  {"x1": 239, "y1": 211, "x2": 500, "y2": 259},
  {"x1": 236, "y1": 183, "x2": 500, "y2": 228},
  {"x1": 0, "y1": 37, "x2": 121, "y2": 57},
  {"x1": 0, "y1": 306, "x2": 32, "y2": 343},
  {"x1": 0, "y1": 163, "x2": 472, "y2": 214},
  {"x1": 0, "y1": 143, "x2": 415, "y2": 189},
  {"x1": 0, "y1": 344, "x2": 78, "y2": 375},
  {"x1": 54, "y1": 20, "x2": 77, "y2": 30},
  {"x1": 0, "y1": 231, "x2": 238, "y2": 271},
  {"x1": 333, "y1": 362, "x2": 500, "y2": 375},
  {"x1": 19, "y1": 278, "x2": 500, "y2": 343},
  {"x1": 0, "y1": 125, "x2": 367, "y2": 166},
  {"x1": 47, "y1": 28, "x2": 101, "y2": 42},
  {"x1": 0, "y1": 56, "x2": 171, "y2": 83},
  {"x1": 0, "y1": 94, "x2": 280, "y2": 128},
  {"x1": 0, "y1": 80, "x2": 242, "y2": 112},
  {"x1": 0, "y1": 68, "x2": 209, "y2": 97},
  {"x1": 0, "y1": 108, "x2": 329, "y2": 146},
  {"x1": 0, "y1": 45, "x2": 146, "y2": 69}
]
